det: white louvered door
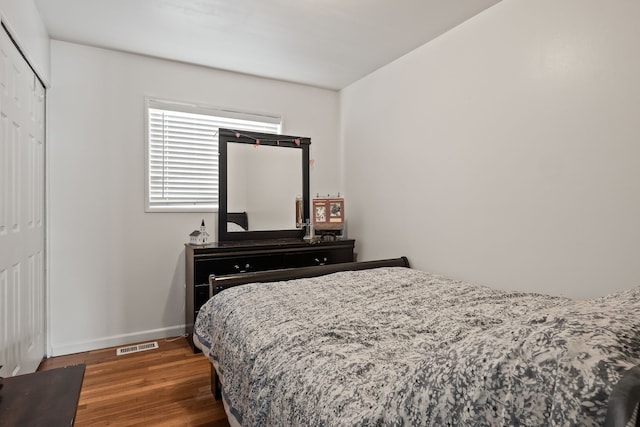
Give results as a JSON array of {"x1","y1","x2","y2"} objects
[{"x1": 0, "y1": 26, "x2": 46, "y2": 376}]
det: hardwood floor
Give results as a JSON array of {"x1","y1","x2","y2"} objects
[{"x1": 38, "y1": 336, "x2": 230, "y2": 427}]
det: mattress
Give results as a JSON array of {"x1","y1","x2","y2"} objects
[{"x1": 194, "y1": 267, "x2": 640, "y2": 426}]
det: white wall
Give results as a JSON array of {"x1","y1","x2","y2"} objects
[
  {"x1": 0, "y1": 0, "x2": 49, "y2": 83},
  {"x1": 341, "y1": 0, "x2": 640, "y2": 298},
  {"x1": 48, "y1": 40, "x2": 340, "y2": 355}
]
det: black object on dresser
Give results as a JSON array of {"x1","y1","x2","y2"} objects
[{"x1": 185, "y1": 238, "x2": 355, "y2": 352}]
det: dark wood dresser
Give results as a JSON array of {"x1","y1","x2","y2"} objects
[{"x1": 185, "y1": 238, "x2": 355, "y2": 352}]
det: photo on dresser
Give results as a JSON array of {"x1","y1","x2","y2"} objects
[
  {"x1": 313, "y1": 197, "x2": 344, "y2": 230},
  {"x1": 329, "y1": 199, "x2": 344, "y2": 222}
]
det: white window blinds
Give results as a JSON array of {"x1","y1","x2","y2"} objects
[{"x1": 145, "y1": 99, "x2": 281, "y2": 212}]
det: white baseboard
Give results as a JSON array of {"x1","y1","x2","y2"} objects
[{"x1": 48, "y1": 325, "x2": 187, "y2": 357}]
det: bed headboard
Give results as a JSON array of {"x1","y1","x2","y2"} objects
[
  {"x1": 227, "y1": 212, "x2": 248, "y2": 231},
  {"x1": 210, "y1": 256, "x2": 410, "y2": 296}
]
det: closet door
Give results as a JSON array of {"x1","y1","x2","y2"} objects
[{"x1": 0, "y1": 26, "x2": 46, "y2": 376}]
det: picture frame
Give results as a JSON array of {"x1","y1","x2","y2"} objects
[{"x1": 312, "y1": 197, "x2": 344, "y2": 230}]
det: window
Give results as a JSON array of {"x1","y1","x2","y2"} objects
[{"x1": 145, "y1": 99, "x2": 281, "y2": 212}]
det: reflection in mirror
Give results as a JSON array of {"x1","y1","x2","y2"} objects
[{"x1": 227, "y1": 144, "x2": 302, "y2": 231}]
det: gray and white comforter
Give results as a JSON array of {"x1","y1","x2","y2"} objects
[{"x1": 194, "y1": 267, "x2": 640, "y2": 426}]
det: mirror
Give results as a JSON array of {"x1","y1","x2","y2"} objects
[
  {"x1": 227, "y1": 144, "x2": 302, "y2": 230},
  {"x1": 218, "y1": 128, "x2": 310, "y2": 241}
]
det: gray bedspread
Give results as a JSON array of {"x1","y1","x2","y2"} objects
[{"x1": 193, "y1": 267, "x2": 640, "y2": 426}]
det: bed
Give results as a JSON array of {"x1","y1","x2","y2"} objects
[
  {"x1": 227, "y1": 211, "x2": 249, "y2": 231},
  {"x1": 193, "y1": 258, "x2": 640, "y2": 427}
]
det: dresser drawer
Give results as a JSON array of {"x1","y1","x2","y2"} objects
[
  {"x1": 283, "y1": 247, "x2": 354, "y2": 268},
  {"x1": 194, "y1": 253, "x2": 285, "y2": 283},
  {"x1": 185, "y1": 239, "x2": 355, "y2": 353},
  {"x1": 194, "y1": 282, "x2": 210, "y2": 308}
]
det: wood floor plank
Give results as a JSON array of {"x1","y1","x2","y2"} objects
[{"x1": 38, "y1": 337, "x2": 230, "y2": 427}]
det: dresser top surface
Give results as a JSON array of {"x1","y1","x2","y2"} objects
[{"x1": 186, "y1": 238, "x2": 354, "y2": 252}]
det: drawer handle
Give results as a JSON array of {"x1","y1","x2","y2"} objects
[{"x1": 234, "y1": 263, "x2": 252, "y2": 273}]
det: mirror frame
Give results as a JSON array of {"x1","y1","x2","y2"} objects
[{"x1": 218, "y1": 128, "x2": 311, "y2": 241}]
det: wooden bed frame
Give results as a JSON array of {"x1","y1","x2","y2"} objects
[
  {"x1": 207, "y1": 257, "x2": 410, "y2": 399},
  {"x1": 210, "y1": 256, "x2": 410, "y2": 297},
  {"x1": 226, "y1": 212, "x2": 248, "y2": 231},
  {"x1": 605, "y1": 365, "x2": 640, "y2": 427},
  {"x1": 203, "y1": 256, "x2": 639, "y2": 426}
]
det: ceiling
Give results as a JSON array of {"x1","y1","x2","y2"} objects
[{"x1": 34, "y1": 0, "x2": 500, "y2": 90}]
